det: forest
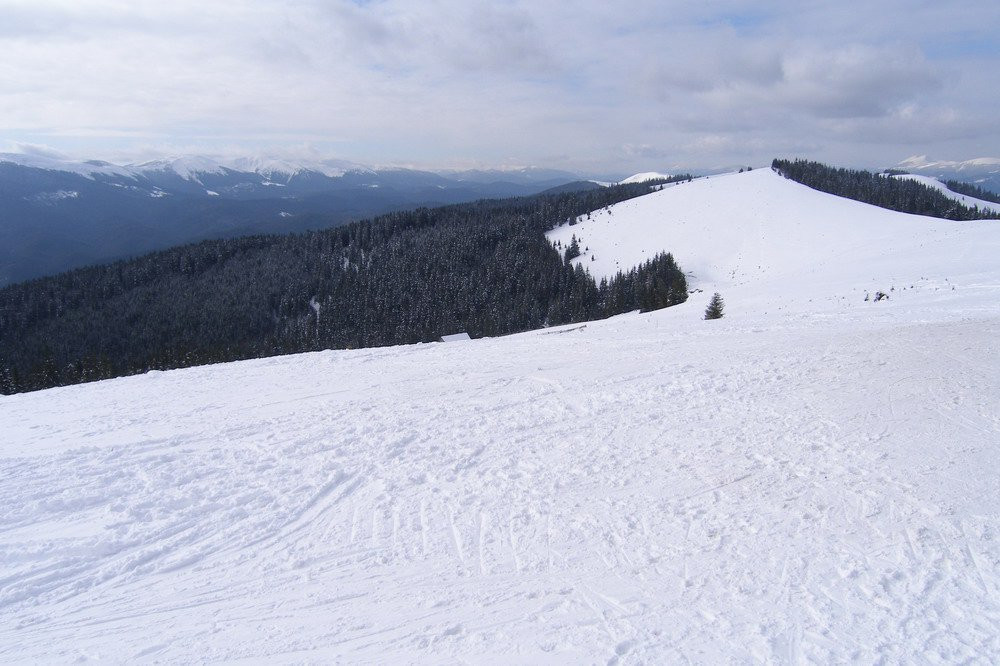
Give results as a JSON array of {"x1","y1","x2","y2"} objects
[
  {"x1": 772, "y1": 159, "x2": 1000, "y2": 220},
  {"x1": 943, "y1": 179, "x2": 1000, "y2": 205},
  {"x1": 0, "y1": 178, "x2": 690, "y2": 394}
]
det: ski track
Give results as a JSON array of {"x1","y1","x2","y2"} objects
[
  {"x1": 2, "y1": 169, "x2": 999, "y2": 662},
  {"x1": 1, "y1": 312, "x2": 998, "y2": 663}
]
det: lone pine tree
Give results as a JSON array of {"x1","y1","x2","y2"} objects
[{"x1": 704, "y1": 292, "x2": 725, "y2": 320}]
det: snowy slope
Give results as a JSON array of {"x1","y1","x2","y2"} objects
[
  {"x1": 130, "y1": 156, "x2": 229, "y2": 181},
  {"x1": 548, "y1": 168, "x2": 1000, "y2": 316},
  {"x1": 3, "y1": 172, "x2": 1000, "y2": 663},
  {"x1": 619, "y1": 171, "x2": 672, "y2": 184},
  {"x1": 892, "y1": 173, "x2": 1000, "y2": 214}
]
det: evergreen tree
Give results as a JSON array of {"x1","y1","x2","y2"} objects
[
  {"x1": 704, "y1": 293, "x2": 725, "y2": 320},
  {"x1": 564, "y1": 236, "x2": 581, "y2": 262}
]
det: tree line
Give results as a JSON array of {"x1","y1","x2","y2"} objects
[
  {"x1": 0, "y1": 179, "x2": 690, "y2": 394},
  {"x1": 772, "y1": 159, "x2": 1000, "y2": 220},
  {"x1": 943, "y1": 180, "x2": 1000, "y2": 205}
]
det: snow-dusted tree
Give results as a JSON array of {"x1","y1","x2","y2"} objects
[
  {"x1": 564, "y1": 236, "x2": 581, "y2": 262},
  {"x1": 704, "y1": 292, "x2": 725, "y2": 320}
]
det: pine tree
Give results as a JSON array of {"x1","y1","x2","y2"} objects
[
  {"x1": 704, "y1": 292, "x2": 724, "y2": 320},
  {"x1": 564, "y1": 236, "x2": 581, "y2": 262}
]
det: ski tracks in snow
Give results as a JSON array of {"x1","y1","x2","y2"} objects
[{"x1": 1, "y1": 315, "x2": 998, "y2": 662}]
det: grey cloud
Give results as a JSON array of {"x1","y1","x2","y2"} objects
[
  {"x1": 777, "y1": 45, "x2": 943, "y2": 119},
  {"x1": 0, "y1": 0, "x2": 996, "y2": 172}
]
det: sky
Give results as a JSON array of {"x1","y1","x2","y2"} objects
[{"x1": 1, "y1": 0, "x2": 998, "y2": 175}]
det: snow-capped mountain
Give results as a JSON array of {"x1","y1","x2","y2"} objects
[
  {"x1": 3, "y1": 168, "x2": 998, "y2": 662},
  {"x1": 0, "y1": 154, "x2": 585, "y2": 286},
  {"x1": 897, "y1": 155, "x2": 1000, "y2": 172},
  {"x1": 619, "y1": 171, "x2": 674, "y2": 184},
  {"x1": 895, "y1": 155, "x2": 1000, "y2": 192}
]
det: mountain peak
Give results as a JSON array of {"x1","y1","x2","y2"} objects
[{"x1": 896, "y1": 155, "x2": 1000, "y2": 172}]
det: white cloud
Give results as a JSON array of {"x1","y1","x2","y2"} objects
[{"x1": 0, "y1": 0, "x2": 997, "y2": 172}]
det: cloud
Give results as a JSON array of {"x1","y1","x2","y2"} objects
[
  {"x1": 3, "y1": 142, "x2": 70, "y2": 159},
  {"x1": 777, "y1": 44, "x2": 942, "y2": 119},
  {"x1": 0, "y1": 0, "x2": 996, "y2": 172}
]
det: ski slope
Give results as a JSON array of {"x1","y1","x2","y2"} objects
[{"x1": 2, "y1": 171, "x2": 1000, "y2": 663}]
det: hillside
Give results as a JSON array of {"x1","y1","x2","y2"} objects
[
  {"x1": 892, "y1": 173, "x2": 1000, "y2": 214},
  {"x1": 2, "y1": 172, "x2": 999, "y2": 662},
  {"x1": 549, "y1": 168, "x2": 1000, "y2": 314},
  {"x1": 0, "y1": 181, "x2": 682, "y2": 394}
]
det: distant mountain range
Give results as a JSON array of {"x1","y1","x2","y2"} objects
[
  {"x1": 894, "y1": 155, "x2": 1000, "y2": 193},
  {"x1": 0, "y1": 153, "x2": 590, "y2": 286}
]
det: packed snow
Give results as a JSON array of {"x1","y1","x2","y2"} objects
[{"x1": 3, "y1": 169, "x2": 999, "y2": 663}]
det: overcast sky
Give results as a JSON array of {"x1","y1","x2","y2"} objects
[{"x1": 1, "y1": 0, "x2": 998, "y2": 174}]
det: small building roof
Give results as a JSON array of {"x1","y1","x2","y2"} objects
[{"x1": 439, "y1": 332, "x2": 471, "y2": 342}]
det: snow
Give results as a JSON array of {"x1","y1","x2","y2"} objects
[
  {"x1": 131, "y1": 156, "x2": 229, "y2": 181},
  {"x1": 892, "y1": 173, "x2": 1000, "y2": 214},
  {"x1": 619, "y1": 171, "x2": 672, "y2": 184},
  {"x1": 3, "y1": 169, "x2": 1000, "y2": 662},
  {"x1": 26, "y1": 190, "x2": 80, "y2": 203},
  {"x1": 548, "y1": 169, "x2": 1000, "y2": 315},
  {"x1": 0, "y1": 153, "x2": 137, "y2": 179},
  {"x1": 227, "y1": 156, "x2": 374, "y2": 179},
  {"x1": 899, "y1": 155, "x2": 1000, "y2": 172}
]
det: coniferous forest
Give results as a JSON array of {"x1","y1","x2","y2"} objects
[
  {"x1": 943, "y1": 180, "x2": 1000, "y2": 205},
  {"x1": 772, "y1": 159, "x2": 1000, "y2": 220},
  {"x1": 0, "y1": 180, "x2": 690, "y2": 394}
]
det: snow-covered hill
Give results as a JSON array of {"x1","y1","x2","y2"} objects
[
  {"x1": 549, "y1": 168, "x2": 1000, "y2": 316},
  {"x1": 619, "y1": 171, "x2": 673, "y2": 184},
  {"x1": 891, "y1": 173, "x2": 1000, "y2": 215},
  {"x1": 3, "y1": 170, "x2": 999, "y2": 662}
]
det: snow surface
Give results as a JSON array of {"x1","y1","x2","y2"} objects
[
  {"x1": 892, "y1": 174, "x2": 1000, "y2": 214},
  {"x1": 549, "y1": 169, "x2": 1000, "y2": 311},
  {"x1": 3, "y1": 170, "x2": 1000, "y2": 663}
]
